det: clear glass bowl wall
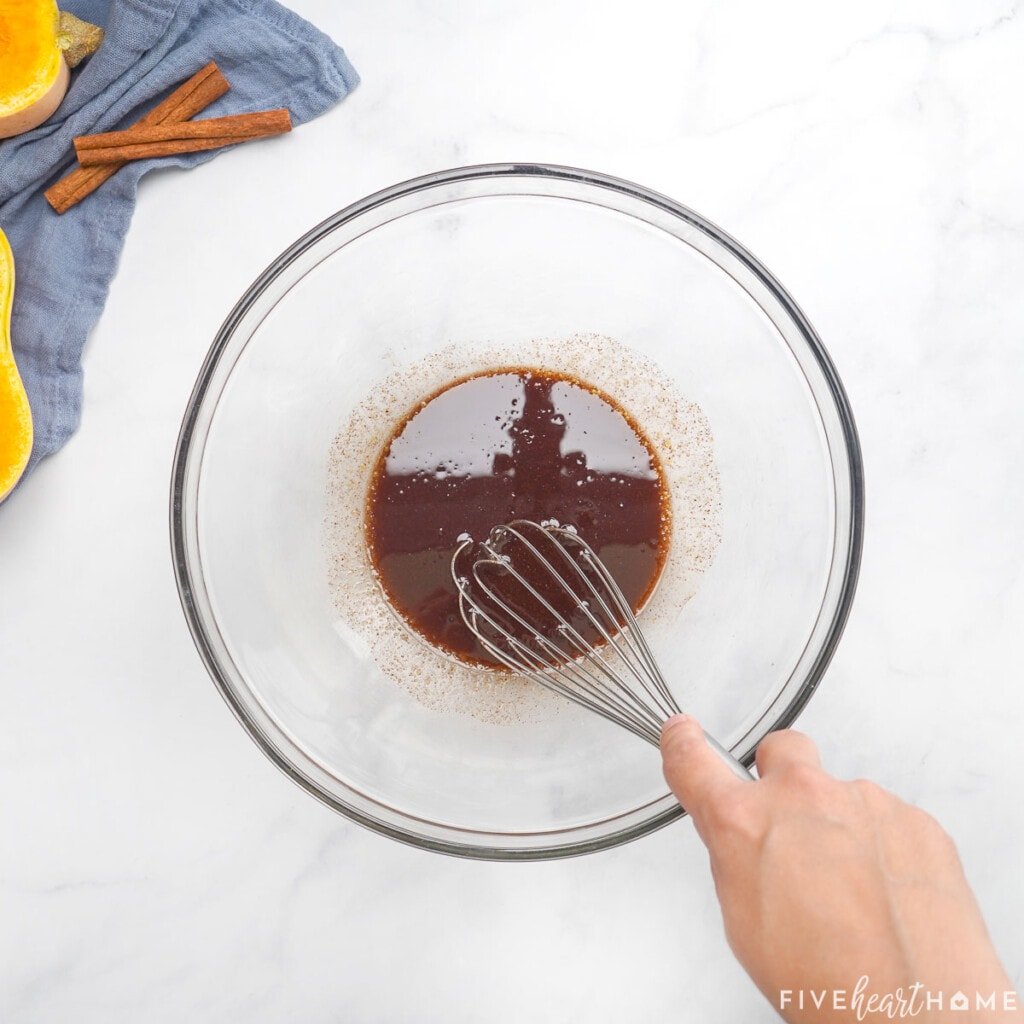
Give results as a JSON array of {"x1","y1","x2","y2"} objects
[{"x1": 171, "y1": 165, "x2": 863, "y2": 859}]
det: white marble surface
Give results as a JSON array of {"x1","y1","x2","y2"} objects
[{"x1": 3, "y1": 1, "x2": 1024, "y2": 1019}]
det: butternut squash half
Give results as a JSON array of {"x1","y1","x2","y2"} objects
[
  {"x1": 0, "y1": 1, "x2": 103, "y2": 139},
  {"x1": 0, "y1": 227, "x2": 32, "y2": 501}
]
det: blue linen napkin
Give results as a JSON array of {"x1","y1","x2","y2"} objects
[{"x1": 0, "y1": 0, "x2": 358, "y2": 480}]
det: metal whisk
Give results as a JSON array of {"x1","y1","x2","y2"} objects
[{"x1": 451, "y1": 520, "x2": 751, "y2": 778}]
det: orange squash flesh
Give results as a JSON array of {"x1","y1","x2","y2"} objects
[
  {"x1": 0, "y1": 2, "x2": 103, "y2": 139},
  {"x1": 0, "y1": 1, "x2": 63, "y2": 127},
  {"x1": 0, "y1": 228, "x2": 33, "y2": 502}
]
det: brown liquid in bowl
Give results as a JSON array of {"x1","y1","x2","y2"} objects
[{"x1": 365, "y1": 368, "x2": 670, "y2": 666}]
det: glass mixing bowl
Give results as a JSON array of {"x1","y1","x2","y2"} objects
[{"x1": 170, "y1": 164, "x2": 863, "y2": 859}]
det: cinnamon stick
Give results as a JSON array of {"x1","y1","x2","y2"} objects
[
  {"x1": 45, "y1": 62, "x2": 230, "y2": 214},
  {"x1": 74, "y1": 109, "x2": 292, "y2": 166}
]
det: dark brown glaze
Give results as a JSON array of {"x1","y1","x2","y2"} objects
[{"x1": 365, "y1": 368, "x2": 670, "y2": 666}]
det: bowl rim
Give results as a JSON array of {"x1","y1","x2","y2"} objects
[{"x1": 169, "y1": 161, "x2": 865, "y2": 860}]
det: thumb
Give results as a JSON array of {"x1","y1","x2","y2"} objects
[{"x1": 661, "y1": 715, "x2": 745, "y2": 829}]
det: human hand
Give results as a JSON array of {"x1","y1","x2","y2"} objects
[{"x1": 660, "y1": 716, "x2": 1021, "y2": 1023}]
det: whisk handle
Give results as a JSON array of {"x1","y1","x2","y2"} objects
[{"x1": 703, "y1": 731, "x2": 756, "y2": 781}]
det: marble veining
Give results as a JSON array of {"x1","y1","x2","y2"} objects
[{"x1": 2, "y1": 1, "x2": 1023, "y2": 1019}]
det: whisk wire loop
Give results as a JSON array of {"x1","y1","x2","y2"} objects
[
  {"x1": 552, "y1": 528, "x2": 682, "y2": 718},
  {"x1": 452, "y1": 520, "x2": 690, "y2": 746},
  {"x1": 452, "y1": 520, "x2": 754, "y2": 778},
  {"x1": 467, "y1": 535, "x2": 668, "y2": 734},
  {"x1": 457, "y1": 590, "x2": 661, "y2": 744},
  {"x1": 462, "y1": 568, "x2": 663, "y2": 740},
  {"x1": 486, "y1": 524, "x2": 677, "y2": 722}
]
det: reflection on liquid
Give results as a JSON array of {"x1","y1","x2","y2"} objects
[{"x1": 366, "y1": 369, "x2": 669, "y2": 665}]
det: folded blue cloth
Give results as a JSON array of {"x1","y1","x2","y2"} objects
[{"x1": 0, "y1": 0, "x2": 358, "y2": 480}]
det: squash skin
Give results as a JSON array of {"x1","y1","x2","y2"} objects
[{"x1": 0, "y1": 228, "x2": 33, "y2": 502}]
